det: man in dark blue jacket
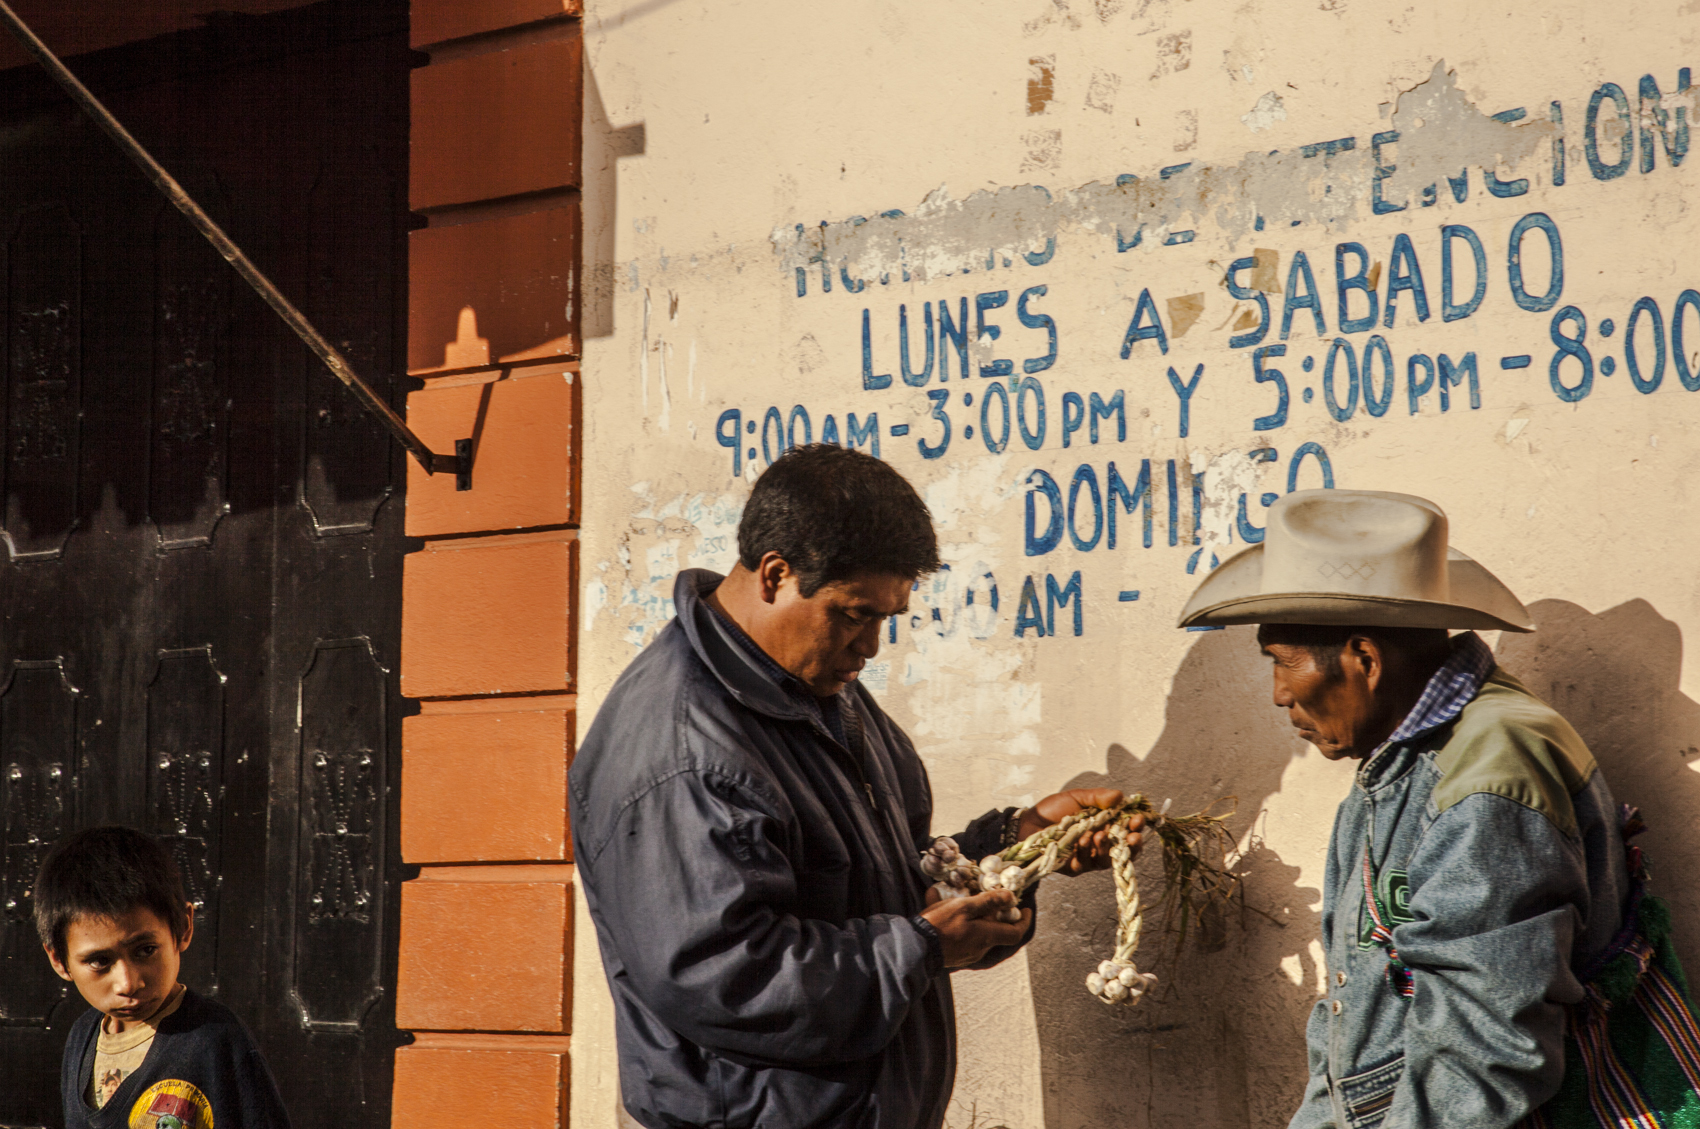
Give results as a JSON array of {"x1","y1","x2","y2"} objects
[{"x1": 571, "y1": 444, "x2": 1128, "y2": 1129}]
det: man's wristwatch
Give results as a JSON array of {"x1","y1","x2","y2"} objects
[{"x1": 910, "y1": 913, "x2": 945, "y2": 976}]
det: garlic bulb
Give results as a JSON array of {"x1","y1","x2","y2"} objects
[{"x1": 1085, "y1": 958, "x2": 1156, "y2": 1007}]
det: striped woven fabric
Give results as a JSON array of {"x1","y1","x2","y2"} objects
[{"x1": 1521, "y1": 895, "x2": 1700, "y2": 1129}]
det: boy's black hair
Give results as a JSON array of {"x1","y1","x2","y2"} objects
[
  {"x1": 738, "y1": 444, "x2": 941, "y2": 597},
  {"x1": 1257, "y1": 623, "x2": 1452, "y2": 678},
  {"x1": 33, "y1": 826, "x2": 191, "y2": 963}
]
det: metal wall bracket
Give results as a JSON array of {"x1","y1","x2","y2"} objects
[{"x1": 431, "y1": 439, "x2": 474, "y2": 491}]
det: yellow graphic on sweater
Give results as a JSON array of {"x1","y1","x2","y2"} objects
[{"x1": 128, "y1": 1079, "x2": 213, "y2": 1129}]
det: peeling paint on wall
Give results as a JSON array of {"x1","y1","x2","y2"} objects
[
  {"x1": 770, "y1": 64, "x2": 1562, "y2": 288},
  {"x1": 595, "y1": 484, "x2": 745, "y2": 653},
  {"x1": 1242, "y1": 90, "x2": 1287, "y2": 133},
  {"x1": 1028, "y1": 56, "x2": 1057, "y2": 116}
]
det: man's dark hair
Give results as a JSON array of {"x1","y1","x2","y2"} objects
[
  {"x1": 1257, "y1": 623, "x2": 1452, "y2": 678},
  {"x1": 33, "y1": 826, "x2": 191, "y2": 963},
  {"x1": 738, "y1": 444, "x2": 941, "y2": 597}
]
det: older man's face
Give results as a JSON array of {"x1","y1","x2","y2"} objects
[{"x1": 1259, "y1": 640, "x2": 1381, "y2": 759}]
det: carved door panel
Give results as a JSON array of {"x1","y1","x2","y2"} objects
[
  {"x1": 3, "y1": 205, "x2": 80, "y2": 561},
  {"x1": 0, "y1": 6, "x2": 410, "y2": 1127},
  {"x1": 0, "y1": 663, "x2": 79, "y2": 1027}
]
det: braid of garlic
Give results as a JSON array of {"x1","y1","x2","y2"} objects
[
  {"x1": 983, "y1": 803, "x2": 1127, "y2": 901},
  {"x1": 1110, "y1": 821, "x2": 1143, "y2": 965},
  {"x1": 1084, "y1": 817, "x2": 1158, "y2": 1007}
]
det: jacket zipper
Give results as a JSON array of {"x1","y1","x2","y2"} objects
[
  {"x1": 819, "y1": 710, "x2": 900, "y2": 847},
  {"x1": 823, "y1": 703, "x2": 878, "y2": 813}
]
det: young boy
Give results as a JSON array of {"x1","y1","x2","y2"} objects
[{"x1": 35, "y1": 826, "x2": 291, "y2": 1129}]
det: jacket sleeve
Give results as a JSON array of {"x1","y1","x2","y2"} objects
[
  {"x1": 235, "y1": 1047, "x2": 292, "y2": 1129},
  {"x1": 209, "y1": 1024, "x2": 292, "y2": 1128},
  {"x1": 1381, "y1": 792, "x2": 1585, "y2": 1128},
  {"x1": 1291, "y1": 803, "x2": 1347, "y2": 1129},
  {"x1": 950, "y1": 806, "x2": 1009, "y2": 863},
  {"x1": 1288, "y1": 997, "x2": 1340, "y2": 1129},
  {"x1": 583, "y1": 768, "x2": 936, "y2": 1069}
]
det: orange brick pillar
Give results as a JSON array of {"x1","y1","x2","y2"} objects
[{"x1": 393, "y1": 3, "x2": 583, "y2": 1126}]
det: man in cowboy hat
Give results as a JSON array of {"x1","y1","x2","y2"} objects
[{"x1": 1180, "y1": 489, "x2": 1636, "y2": 1128}]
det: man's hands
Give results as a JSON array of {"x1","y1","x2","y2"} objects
[
  {"x1": 1016, "y1": 788, "x2": 1141, "y2": 875},
  {"x1": 918, "y1": 788, "x2": 1142, "y2": 965},
  {"x1": 919, "y1": 888, "x2": 1031, "y2": 968},
  {"x1": 919, "y1": 788, "x2": 1140, "y2": 969}
]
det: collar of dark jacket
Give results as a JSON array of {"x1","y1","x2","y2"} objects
[{"x1": 673, "y1": 568, "x2": 815, "y2": 723}]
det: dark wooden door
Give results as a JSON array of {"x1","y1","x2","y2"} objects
[{"x1": 0, "y1": 5, "x2": 411, "y2": 1125}]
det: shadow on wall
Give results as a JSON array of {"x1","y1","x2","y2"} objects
[
  {"x1": 582, "y1": 62, "x2": 646, "y2": 341},
  {"x1": 1030, "y1": 625, "x2": 1327, "y2": 1129},
  {"x1": 1493, "y1": 599, "x2": 1700, "y2": 982}
]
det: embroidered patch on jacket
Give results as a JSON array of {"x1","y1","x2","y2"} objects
[
  {"x1": 1357, "y1": 868, "x2": 1414, "y2": 948},
  {"x1": 129, "y1": 1079, "x2": 214, "y2": 1129}
]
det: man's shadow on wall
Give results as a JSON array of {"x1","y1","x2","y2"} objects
[
  {"x1": 1030, "y1": 625, "x2": 1326, "y2": 1129},
  {"x1": 1493, "y1": 600, "x2": 1700, "y2": 979},
  {"x1": 1027, "y1": 601, "x2": 1700, "y2": 1129}
]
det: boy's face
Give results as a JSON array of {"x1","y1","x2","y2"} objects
[{"x1": 45, "y1": 904, "x2": 193, "y2": 1023}]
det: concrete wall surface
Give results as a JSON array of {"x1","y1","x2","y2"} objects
[{"x1": 575, "y1": 2, "x2": 1700, "y2": 1125}]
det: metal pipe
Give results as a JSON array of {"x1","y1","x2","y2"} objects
[{"x1": 0, "y1": 0, "x2": 464, "y2": 480}]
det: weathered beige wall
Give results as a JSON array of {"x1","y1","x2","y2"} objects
[{"x1": 575, "y1": 2, "x2": 1700, "y2": 1125}]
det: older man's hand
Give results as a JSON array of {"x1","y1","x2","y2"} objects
[
  {"x1": 919, "y1": 888, "x2": 1031, "y2": 967},
  {"x1": 1017, "y1": 788, "x2": 1141, "y2": 875}
]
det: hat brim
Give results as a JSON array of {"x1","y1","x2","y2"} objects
[{"x1": 1178, "y1": 544, "x2": 1534, "y2": 632}]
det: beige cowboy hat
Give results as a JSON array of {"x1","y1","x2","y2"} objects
[{"x1": 1178, "y1": 489, "x2": 1534, "y2": 631}]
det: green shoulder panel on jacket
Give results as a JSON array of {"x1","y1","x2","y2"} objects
[{"x1": 1430, "y1": 668, "x2": 1597, "y2": 838}]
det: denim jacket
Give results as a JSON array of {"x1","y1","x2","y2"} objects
[
  {"x1": 1289, "y1": 667, "x2": 1631, "y2": 1129},
  {"x1": 570, "y1": 570, "x2": 1013, "y2": 1129}
]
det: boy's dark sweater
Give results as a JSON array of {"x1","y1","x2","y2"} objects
[{"x1": 62, "y1": 988, "x2": 290, "y2": 1129}]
